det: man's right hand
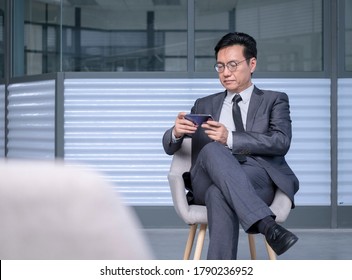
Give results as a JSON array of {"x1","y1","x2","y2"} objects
[{"x1": 172, "y1": 112, "x2": 198, "y2": 138}]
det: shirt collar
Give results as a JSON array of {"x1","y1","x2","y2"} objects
[{"x1": 226, "y1": 84, "x2": 254, "y2": 104}]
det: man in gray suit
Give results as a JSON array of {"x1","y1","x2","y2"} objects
[{"x1": 162, "y1": 32, "x2": 298, "y2": 259}]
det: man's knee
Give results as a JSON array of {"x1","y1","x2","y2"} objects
[
  {"x1": 199, "y1": 141, "x2": 224, "y2": 161},
  {"x1": 205, "y1": 185, "x2": 223, "y2": 205}
]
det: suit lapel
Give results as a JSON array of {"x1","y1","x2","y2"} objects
[
  {"x1": 212, "y1": 91, "x2": 227, "y2": 121},
  {"x1": 246, "y1": 86, "x2": 264, "y2": 130}
]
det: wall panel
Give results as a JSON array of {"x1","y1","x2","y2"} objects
[
  {"x1": 338, "y1": 78, "x2": 352, "y2": 205},
  {"x1": 0, "y1": 84, "x2": 5, "y2": 157},
  {"x1": 7, "y1": 80, "x2": 56, "y2": 159},
  {"x1": 64, "y1": 78, "x2": 331, "y2": 206}
]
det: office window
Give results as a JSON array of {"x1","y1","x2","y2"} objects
[
  {"x1": 10, "y1": 0, "x2": 335, "y2": 75},
  {"x1": 14, "y1": 0, "x2": 188, "y2": 74},
  {"x1": 60, "y1": 0, "x2": 188, "y2": 72},
  {"x1": 345, "y1": 0, "x2": 352, "y2": 71},
  {"x1": 12, "y1": 0, "x2": 61, "y2": 76},
  {"x1": 195, "y1": 0, "x2": 323, "y2": 73}
]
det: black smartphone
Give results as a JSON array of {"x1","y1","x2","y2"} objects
[{"x1": 184, "y1": 114, "x2": 213, "y2": 125}]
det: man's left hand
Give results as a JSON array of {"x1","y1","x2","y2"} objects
[{"x1": 202, "y1": 120, "x2": 228, "y2": 145}]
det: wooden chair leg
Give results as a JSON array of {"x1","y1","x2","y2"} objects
[
  {"x1": 248, "y1": 234, "x2": 257, "y2": 260},
  {"x1": 264, "y1": 237, "x2": 277, "y2": 260},
  {"x1": 183, "y1": 224, "x2": 197, "y2": 260},
  {"x1": 193, "y1": 224, "x2": 207, "y2": 260}
]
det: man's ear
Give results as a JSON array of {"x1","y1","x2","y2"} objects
[{"x1": 250, "y1": 57, "x2": 257, "y2": 73}]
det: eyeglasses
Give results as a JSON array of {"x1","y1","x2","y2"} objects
[{"x1": 214, "y1": 58, "x2": 249, "y2": 73}]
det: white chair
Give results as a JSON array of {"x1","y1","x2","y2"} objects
[
  {"x1": 0, "y1": 159, "x2": 153, "y2": 260},
  {"x1": 167, "y1": 138, "x2": 292, "y2": 260}
]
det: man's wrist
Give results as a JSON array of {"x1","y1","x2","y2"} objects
[{"x1": 172, "y1": 131, "x2": 182, "y2": 143}]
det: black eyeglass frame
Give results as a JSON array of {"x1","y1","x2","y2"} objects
[{"x1": 214, "y1": 58, "x2": 250, "y2": 73}]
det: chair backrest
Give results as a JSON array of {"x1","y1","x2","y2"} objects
[
  {"x1": 167, "y1": 138, "x2": 207, "y2": 225},
  {"x1": 168, "y1": 138, "x2": 192, "y2": 176},
  {"x1": 0, "y1": 159, "x2": 153, "y2": 260}
]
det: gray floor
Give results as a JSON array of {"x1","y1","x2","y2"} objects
[{"x1": 143, "y1": 228, "x2": 352, "y2": 260}]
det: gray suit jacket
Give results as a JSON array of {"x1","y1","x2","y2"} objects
[{"x1": 163, "y1": 86, "x2": 299, "y2": 207}]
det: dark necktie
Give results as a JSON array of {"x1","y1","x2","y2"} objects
[{"x1": 232, "y1": 94, "x2": 246, "y2": 162}]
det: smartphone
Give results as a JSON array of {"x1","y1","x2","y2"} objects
[{"x1": 184, "y1": 114, "x2": 213, "y2": 125}]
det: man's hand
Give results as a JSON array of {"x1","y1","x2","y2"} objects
[
  {"x1": 202, "y1": 120, "x2": 229, "y2": 145},
  {"x1": 172, "y1": 112, "x2": 198, "y2": 138}
]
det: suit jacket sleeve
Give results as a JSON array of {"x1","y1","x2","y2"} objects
[{"x1": 162, "y1": 126, "x2": 183, "y2": 155}]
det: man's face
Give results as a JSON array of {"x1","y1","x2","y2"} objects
[{"x1": 216, "y1": 45, "x2": 256, "y2": 93}]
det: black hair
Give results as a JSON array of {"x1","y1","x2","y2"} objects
[{"x1": 214, "y1": 32, "x2": 257, "y2": 60}]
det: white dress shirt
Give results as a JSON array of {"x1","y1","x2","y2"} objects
[{"x1": 219, "y1": 84, "x2": 254, "y2": 149}]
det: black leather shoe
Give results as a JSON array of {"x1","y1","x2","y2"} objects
[{"x1": 265, "y1": 224, "x2": 298, "y2": 255}]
